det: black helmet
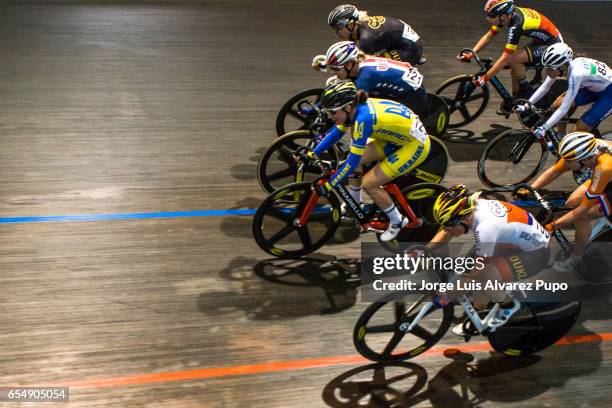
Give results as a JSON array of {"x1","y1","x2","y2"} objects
[
  {"x1": 320, "y1": 80, "x2": 357, "y2": 111},
  {"x1": 328, "y1": 4, "x2": 359, "y2": 28}
]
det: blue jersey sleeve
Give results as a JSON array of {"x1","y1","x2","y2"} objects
[
  {"x1": 313, "y1": 125, "x2": 347, "y2": 157},
  {"x1": 328, "y1": 105, "x2": 373, "y2": 187}
]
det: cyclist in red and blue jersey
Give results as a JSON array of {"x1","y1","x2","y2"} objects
[{"x1": 316, "y1": 41, "x2": 427, "y2": 116}]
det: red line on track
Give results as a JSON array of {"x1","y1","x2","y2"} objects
[{"x1": 44, "y1": 332, "x2": 612, "y2": 389}]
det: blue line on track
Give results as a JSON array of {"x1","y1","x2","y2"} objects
[
  {"x1": 0, "y1": 209, "x2": 257, "y2": 224},
  {"x1": 0, "y1": 199, "x2": 566, "y2": 225}
]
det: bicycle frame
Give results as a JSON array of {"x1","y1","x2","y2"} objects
[{"x1": 296, "y1": 174, "x2": 422, "y2": 233}]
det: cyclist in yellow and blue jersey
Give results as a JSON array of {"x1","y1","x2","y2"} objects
[{"x1": 308, "y1": 80, "x2": 430, "y2": 241}]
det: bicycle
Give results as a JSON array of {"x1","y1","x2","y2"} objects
[
  {"x1": 353, "y1": 185, "x2": 581, "y2": 362},
  {"x1": 251, "y1": 158, "x2": 449, "y2": 258},
  {"x1": 435, "y1": 48, "x2": 567, "y2": 129},
  {"x1": 258, "y1": 108, "x2": 450, "y2": 194},
  {"x1": 275, "y1": 88, "x2": 450, "y2": 137},
  {"x1": 477, "y1": 103, "x2": 612, "y2": 190}
]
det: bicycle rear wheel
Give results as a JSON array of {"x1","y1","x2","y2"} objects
[
  {"x1": 488, "y1": 301, "x2": 580, "y2": 356},
  {"x1": 379, "y1": 183, "x2": 448, "y2": 252},
  {"x1": 275, "y1": 88, "x2": 325, "y2": 136},
  {"x1": 257, "y1": 131, "x2": 340, "y2": 194},
  {"x1": 478, "y1": 129, "x2": 548, "y2": 190},
  {"x1": 436, "y1": 75, "x2": 489, "y2": 129},
  {"x1": 354, "y1": 295, "x2": 454, "y2": 362},
  {"x1": 421, "y1": 93, "x2": 450, "y2": 137},
  {"x1": 252, "y1": 182, "x2": 341, "y2": 257}
]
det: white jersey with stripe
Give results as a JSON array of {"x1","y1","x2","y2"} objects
[{"x1": 472, "y1": 199, "x2": 550, "y2": 257}]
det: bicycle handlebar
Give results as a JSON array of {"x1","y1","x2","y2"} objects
[{"x1": 513, "y1": 183, "x2": 554, "y2": 225}]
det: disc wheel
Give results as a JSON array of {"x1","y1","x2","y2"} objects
[
  {"x1": 378, "y1": 183, "x2": 448, "y2": 252},
  {"x1": 354, "y1": 295, "x2": 454, "y2": 362},
  {"x1": 257, "y1": 131, "x2": 340, "y2": 194},
  {"x1": 436, "y1": 75, "x2": 490, "y2": 129},
  {"x1": 421, "y1": 93, "x2": 450, "y2": 137},
  {"x1": 252, "y1": 182, "x2": 341, "y2": 258},
  {"x1": 478, "y1": 129, "x2": 548, "y2": 190},
  {"x1": 275, "y1": 88, "x2": 326, "y2": 136}
]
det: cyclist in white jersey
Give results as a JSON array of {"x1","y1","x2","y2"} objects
[
  {"x1": 428, "y1": 185, "x2": 550, "y2": 335},
  {"x1": 516, "y1": 43, "x2": 612, "y2": 138}
]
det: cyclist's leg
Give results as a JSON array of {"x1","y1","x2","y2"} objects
[
  {"x1": 364, "y1": 138, "x2": 430, "y2": 239},
  {"x1": 508, "y1": 48, "x2": 531, "y2": 95},
  {"x1": 577, "y1": 84, "x2": 612, "y2": 132},
  {"x1": 396, "y1": 39, "x2": 423, "y2": 66},
  {"x1": 347, "y1": 140, "x2": 386, "y2": 204},
  {"x1": 399, "y1": 87, "x2": 427, "y2": 117}
]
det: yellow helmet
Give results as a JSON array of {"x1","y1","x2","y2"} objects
[
  {"x1": 558, "y1": 132, "x2": 598, "y2": 161},
  {"x1": 433, "y1": 185, "x2": 474, "y2": 227}
]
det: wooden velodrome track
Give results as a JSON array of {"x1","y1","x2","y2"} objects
[{"x1": 1, "y1": 0, "x2": 611, "y2": 406}]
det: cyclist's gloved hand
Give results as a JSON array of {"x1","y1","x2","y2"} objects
[
  {"x1": 532, "y1": 126, "x2": 546, "y2": 139},
  {"x1": 514, "y1": 101, "x2": 531, "y2": 113},
  {"x1": 513, "y1": 187, "x2": 531, "y2": 201},
  {"x1": 544, "y1": 222, "x2": 555, "y2": 233},
  {"x1": 457, "y1": 51, "x2": 474, "y2": 63},
  {"x1": 312, "y1": 182, "x2": 332, "y2": 197},
  {"x1": 432, "y1": 294, "x2": 450, "y2": 308},
  {"x1": 293, "y1": 146, "x2": 316, "y2": 163},
  {"x1": 472, "y1": 74, "x2": 488, "y2": 87},
  {"x1": 312, "y1": 54, "x2": 327, "y2": 72}
]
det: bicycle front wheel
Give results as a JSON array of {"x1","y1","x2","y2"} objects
[
  {"x1": 435, "y1": 75, "x2": 489, "y2": 129},
  {"x1": 257, "y1": 131, "x2": 340, "y2": 194},
  {"x1": 478, "y1": 129, "x2": 548, "y2": 190},
  {"x1": 252, "y1": 182, "x2": 341, "y2": 257},
  {"x1": 354, "y1": 295, "x2": 454, "y2": 362}
]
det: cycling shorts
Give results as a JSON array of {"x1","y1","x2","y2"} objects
[
  {"x1": 372, "y1": 136, "x2": 431, "y2": 179},
  {"x1": 525, "y1": 44, "x2": 550, "y2": 65},
  {"x1": 575, "y1": 83, "x2": 612, "y2": 128}
]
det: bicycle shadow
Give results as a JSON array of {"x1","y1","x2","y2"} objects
[
  {"x1": 197, "y1": 255, "x2": 361, "y2": 320},
  {"x1": 322, "y1": 327, "x2": 603, "y2": 407},
  {"x1": 441, "y1": 124, "x2": 511, "y2": 162}
]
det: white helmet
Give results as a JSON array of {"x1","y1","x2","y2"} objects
[
  {"x1": 559, "y1": 132, "x2": 598, "y2": 161},
  {"x1": 542, "y1": 43, "x2": 573, "y2": 68},
  {"x1": 325, "y1": 41, "x2": 359, "y2": 67}
]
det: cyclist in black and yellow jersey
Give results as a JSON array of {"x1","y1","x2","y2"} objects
[
  {"x1": 460, "y1": 0, "x2": 563, "y2": 102},
  {"x1": 299, "y1": 81, "x2": 431, "y2": 241},
  {"x1": 319, "y1": 4, "x2": 423, "y2": 66}
]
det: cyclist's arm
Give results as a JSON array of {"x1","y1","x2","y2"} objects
[
  {"x1": 541, "y1": 73, "x2": 581, "y2": 131},
  {"x1": 354, "y1": 73, "x2": 375, "y2": 93},
  {"x1": 550, "y1": 200, "x2": 590, "y2": 229},
  {"x1": 528, "y1": 76, "x2": 555, "y2": 105},
  {"x1": 428, "y1": 229, "x2": 453, "y2": 246},
  {"x1": 472, "y1": 30, "x2": 497, "y2": 53},
  {"x1": 326, "y1": 114, "x2": 372, "y2": 188},
  {"x1": 530, "y1": 159, "x2": 568, "y2": 189},
  {"x1": 313, "y1": 124, "x2": 348, "y2": 157},
  {"x1": 486, "y1": 51, "x2": 512, "y2": 79}
]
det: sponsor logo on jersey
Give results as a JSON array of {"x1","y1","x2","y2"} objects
[
  {"x1": 368, "y1": 16, "x2": 386, "y2": 29},
  {"x1": 397, "y1": 145, "x2": 424, "y2": 173},
  {"x1": 488, "y1": 200, "x2": 508, "y2": 217}
]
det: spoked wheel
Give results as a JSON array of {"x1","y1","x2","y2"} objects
[
  {"x1": 478, "y1": 129, "x2": 548, "y2": 190},
  {"x1": 488, "y1": 301, "x2": 581, "y2": 356},
  {"x1": 257, "y1": 131, "x2": 340, "y2": 194},
  {"x1": 436, "y1": 75, "x2": 490, "y2": 129},
  {"x1": 354, "y1": 294, "x2": 454, "y2": 362},
  {"x1": 421, "y1": 93, "x2": 450, "y2": 137},
  {"x1": 379, "y1": 183, "x2": 448, "y2": 252},
  {"x1": 275, "y1": 88, "x2": 327, "y2": 136},
  {"x1": 252, "y1": 182, "x2": 341, "y2": 258}
]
